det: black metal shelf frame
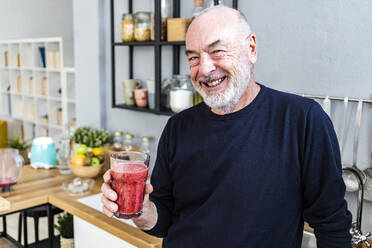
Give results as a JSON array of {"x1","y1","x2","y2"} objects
[{"x1": 110, "y1": 0, "x2": 238, "y2": 115}]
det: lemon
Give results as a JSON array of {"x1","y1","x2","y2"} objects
[{"x1": 92, "y1": 147, "x2": 104, "y2": 156}]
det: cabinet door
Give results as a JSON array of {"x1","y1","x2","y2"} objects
[{"x1": 74, "y1": 216, "x2": 137, "y2": 248}]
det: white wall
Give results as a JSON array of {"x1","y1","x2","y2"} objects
[
  {"x1": 0, "y1": 0, "x2": 74, "y2": 138},
  {"x1": 0, "y1": 0, "x2": 74, "y2": 66},
  {"x1": 74, "y1": 0, "x2": 372, "y2": 233}
]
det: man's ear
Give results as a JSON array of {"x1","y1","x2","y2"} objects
[{"x1": 248, "y1": 33, "x2": 257, "y2": 64}]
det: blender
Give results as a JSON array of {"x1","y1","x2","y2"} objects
[{"x1": 0, "y1": 148, "x2": 24, "y2": 192}]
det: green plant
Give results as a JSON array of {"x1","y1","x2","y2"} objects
[
  {"x1": 8, "y1": 136, "x2": 31, "y2": 150},
  {"x1": 72, "y1": 126, "x2": 110, "y2": 148},
  {"x1": 54, "y1": 212, "x2": 74, "y2": 239}
]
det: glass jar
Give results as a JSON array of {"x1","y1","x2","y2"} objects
[
  {"x1": 123, "y1": 133, "x2": 134, "y2": 151},
  {"x1": 113, "y1": 131, "x2": 124, "y2": 150},
  {"x1": 170, "y1": 75, "x2": 194, "y2": 113},
  {"x1": 134, "y1": 12, "x2": 151, "y2": 41},
  {"x1": 122, "y1": 13, "x2": 134, "y2": 42},
  {"x1": 193, "y1": 0, "x2": 204, "y2": 17},
  {"x1": 161, "y1": 0, "x2": 173, "y2": 18},
  {"x1": 161, "y1": 77, "x2": 178, "y2": 109},
  {"x1": 140, "y1": 136, "x2": 152, "y2": 155},
  {"x1": 140, "y1": 136, "x2": 155, "y2": 174}
]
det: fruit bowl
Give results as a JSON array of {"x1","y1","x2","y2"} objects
[{"x1": 70, "y1": 163, "x2": 103, "y2": 179}]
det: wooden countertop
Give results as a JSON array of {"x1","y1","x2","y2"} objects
[
  {"x1": 0, "y1": 166, "x2": 74, "y2": 215},
  {"x1": 3, "y1": 166, "x2": 367, "y2": 247},
  {"x1": 0, "y1": 166, "x2": 162, "y2": 248},
  {"x1": 49, "y1": 177, "x2": 162, "y2": 248}
]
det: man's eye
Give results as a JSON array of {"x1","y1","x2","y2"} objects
[
  {"x1": 212, "y1": 50, "x2": 224, "y2": 55},
  {"x1": 188, "y1": 57, "x2": 198, "y2": 62}
]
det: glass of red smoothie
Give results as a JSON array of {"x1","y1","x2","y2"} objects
[{"x1": 110, "y1": 151, "x2": 150, "y2": 219}]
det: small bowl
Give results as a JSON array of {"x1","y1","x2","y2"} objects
[{"x1": 70, "y1": 163, "x2": 103, "y2": 179}]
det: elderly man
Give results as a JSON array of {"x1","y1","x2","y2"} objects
[{"x1": 102, "y1": 6, "x2": 352, "y2": 248}]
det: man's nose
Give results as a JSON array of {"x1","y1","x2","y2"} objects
[{"x1": 198, "y1": 54, "x2": 216, "y2": 77}]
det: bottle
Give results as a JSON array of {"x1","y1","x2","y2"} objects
[
  {"x1": 204, "y1": 0, "x2": 225, "y2": 8},
  {"x1": 192, "y1": 0, "x2": 204, "y2": 17},
  {"x1": 161, "y1": 0, "x2": 173, "y2": 18},
  {"x1": 57, "y1": 127, "x2": 72, "y2": 175}
]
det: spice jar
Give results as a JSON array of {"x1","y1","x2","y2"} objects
[
  {"x1": 122, "y1": 13, "x2": 134, "y2": 42},
  {"x1": 113, "y1": 131, "x2": 124, "y2": 150},
  {"x1": 140, "y1": 136, "x2": 152, "y2": 155},
  {"x1": 134, "y1": 12, "x2": 151, "y2": 41},
  {"x1": 123, "y1": 133, "x2": 134, "y2": 151},
  {"x1": 140, "y1": 136, "x2": 155, "y2": 174}
]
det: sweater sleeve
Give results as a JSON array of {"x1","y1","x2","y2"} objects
[
  {"x1": 142, "y1": 120, "x2": 174, "y2": 237},
  {"x1": 302, "y1": 102, "x2": 352, "y2": 248}
]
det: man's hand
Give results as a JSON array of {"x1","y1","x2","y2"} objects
[{"x1": 101, "y1": 169, "x2": 158, "y2": 230}]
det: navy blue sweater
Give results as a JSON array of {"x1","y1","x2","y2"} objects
[{"x1": 145, "y1": 84, "x2": 352, "y2": 247}]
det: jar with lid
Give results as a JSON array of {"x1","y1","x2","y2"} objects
[
  {"x1": 170, "y1": 75, "x2": 194, "y2": 113},
  {"x1": 123, "y1": 133, "x2": 134, "y2": 151},
  {"x1": 140, "y1": 136, "x2": 152, "y2": 155},
  {"x1": 122, "y1": 13, "x2": 134, "y2": 42},
  {"x1": 161, "y1": 77, "x2": 178, "y2": 109},
  {"x1": 113, "y1": 131, "x2": 124, "y2": 150},
  {"x1": 140, "y1": 136, "x2": 155, "y2": 174},
  {"x1": 134, "y1": 12, "x2": 151, "y2": 41}
]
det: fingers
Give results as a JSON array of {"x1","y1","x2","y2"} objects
[
  {"x1": 101, "y1": 194, "x2": 118, "y2": 213},
  {"x1": 145, "y1": 183, "x2": 153, "y2": 195},
  {"x1": 102, "y1": 205, "x2": 114, "y2": 217},
  {"x1": 101, "y1": 182, "x2": 117, "y2": 201},
  {"x1": 103, "y1": 169, "x2": 111, "y2": 183}
]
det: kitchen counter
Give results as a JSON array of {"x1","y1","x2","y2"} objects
[
  {"x1": 49, "y1": 177, "x2": 162, "y2": 248},
  {"x1": 3, "y1": 166, "x2": 367, "y2": 247},
  {"x1": 0, "y1": 166, "x2": 162, "y2": 248}
]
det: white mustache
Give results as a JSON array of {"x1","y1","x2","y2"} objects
[{"x1": 197, "y1": 74, "x2": 228, "y2": 85}]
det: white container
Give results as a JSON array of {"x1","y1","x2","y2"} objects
[{"x1": 170, "y1": 89, "x2": 193, "y2": 113}]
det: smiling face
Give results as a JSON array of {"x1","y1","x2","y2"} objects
[{"x1": 185, "y1": 7, "x2": 257, "y2": 114}]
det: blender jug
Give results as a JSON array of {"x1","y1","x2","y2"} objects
[{"x1": 0, "y1": 148, "x2": 24, "y2": 192}]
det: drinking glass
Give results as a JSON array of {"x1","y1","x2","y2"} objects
[{"x1": 110, "y1": 151, "x2": 150, "y2": 219}]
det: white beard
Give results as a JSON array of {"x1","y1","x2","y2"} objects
[{"x1": 194, "y1": 63, "x2": 251, "y2": 114}]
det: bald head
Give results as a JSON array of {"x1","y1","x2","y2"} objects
[{"x1": 188, "y1": 6, "x2": 252, "y2": 40}]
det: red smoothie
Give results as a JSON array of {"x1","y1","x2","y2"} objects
[{"x1": 111, "y1": 163, "x2": 148, "y2": 218}]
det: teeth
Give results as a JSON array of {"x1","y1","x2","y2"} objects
[{"x1": 207, "y1": 77, "x2": 224, "y2": 87}]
